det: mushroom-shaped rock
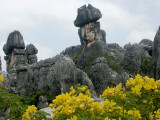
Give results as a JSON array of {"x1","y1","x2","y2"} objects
[
  {"x1": 74, "y1": 4, "x2": 102, "y2": 27},
  {"x1": 25, "y1": 44, "x2": 38, "y2": 55},
  {"x1": 3, "y1": 31, "x2": 25, "y2": 55}
]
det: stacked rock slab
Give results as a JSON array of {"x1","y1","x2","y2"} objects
[
  {"x1": 3, "y1": 31, "x2": 28, "y2": 95},
  {"x1": 152, "y1": 27, "x2": 160, "y2": 80},
  {"x1": 25, "y1": 44, "x2": 38, "y2": 64},
  {"x1": 75, "y1": 4, "x2": 106, "y2": 46},
  {"x1": 3, "y1": 31, "x2": 39, "y2": 95}
]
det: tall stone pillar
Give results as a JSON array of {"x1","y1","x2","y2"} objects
[
  {"x1": 3, "y1": 31, "x2": 28, "y2": 95},
  {"x1": 74, "y1": 4, "x2": 106, "y2": 47},
  {"x1": 152, "y1": 27, "x2": 160, "y2": 80}
]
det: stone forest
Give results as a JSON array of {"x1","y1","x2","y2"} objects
[{"x1": 0, "y1": 4, "x2": 160, "y2": 120}]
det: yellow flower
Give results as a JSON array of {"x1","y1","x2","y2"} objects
[
  {"x1": 70, "y1": 115, "x2": 77, "y2": 120},
  {"x1": 104, "y1": 117, "x2": 111, "y2": 120},
  {"x1": 128, "y1": 109, "x2": 141, "y2": 119},
  {"x1": 22, "y1": 105, "x2": 37, "y2": 120},
  {"x1": 0, "y1": 75, "x2": 4, "y2": 82},
  {"x1": 155, "y1": 109, "x2": 160, "y2": 119},
  {"x1": 49, "y1": 103, "x2": 54, "y2": 109},
  {"x1": 143, "y1": 100, "x2": 147, "y2": 103}
]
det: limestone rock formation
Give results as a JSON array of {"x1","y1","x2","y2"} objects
[
  {"x1": 61, "y1": 45, "x2": 83, "y2": 58},
  {"x1": 62, "y1": 4, "x2": 129, "y2": 94},
  {"x1": 139, "y1": 39, "x2": 153, "y2": 56},
  {"x1": 108, "y1": 43, "x2": 125, "y2": 54},
  {"x1": 2, "y1": 4, "x2": 157, "y2": 101},
  {"x1": 3, "y1": 31, "x2": 25, "y2": 55},
  {"x1": 78, "y1": 22, "x2": 106, "y2": 46},
  {"x1": 25, "y1": 44, "x2": 38, "y2": 55},
  {"x1": 26, "y1": 54, "x2": 97, "y2": 97},
  {"x1": 37, "y1": 96, "x2": 49, "y2": 110},
  {"x1": 26, "y1": 44, "x2": 38, "y2": 64},
  {"x1": 122, "y1": 44, "x2": 146, "y2": 75},
  {"x1": 74, "y1": 4, "x2": 102, "y2": 27},
  {"x1": 152, "y1": 27, "x2": 160, "y2": 80},
  {"x1": 0, "y1": 108, "x2": 10, "y2": 120}
]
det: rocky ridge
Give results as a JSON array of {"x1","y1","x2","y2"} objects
[{"x1": 0, "y1": 4, "x2": 159, "y2": 100}]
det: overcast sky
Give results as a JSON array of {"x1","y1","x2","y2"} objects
[{"x1": 0, "y1": 0, "x2": 160, "y2": 71}]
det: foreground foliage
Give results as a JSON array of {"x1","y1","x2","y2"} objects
[
  {"x1": 1, "y1": 74, "x2": 160, "y2": 119},
  {"x1": 48, "y1": 75, "x2": 160, "y2": 120}
]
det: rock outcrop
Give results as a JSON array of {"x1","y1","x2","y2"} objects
[
  {"x1": 26, "y1": 44, "x2": 38, "y2": 64},
  {"x1": 3, "y1": 31, "x2": 25, "y2": 55},
  {"x1": 37, "y1": 96, "x2": 49, "y2": 110},
  {"x1": 139, "y1": 39, "x2": 153, "y2": 56},
  {"x1": 78, "y1": 22, "x2": 106, "y2": 46},
  {"x1": 2, "y1": 4, "x2": 158, "y2": 100},
  {"x1": 74, "y1": 4, "x2": 102, "y2": 27},
  {"x1": 152, "y1": 27, "x2": 160, "y2": 80},
  {"x1": 121, "y1": 44, "x2": 146, "y2": 75},
  {"x1": 26, "y1": 54, "x2": 97, "y2": 97},
  {"x1": 63, "y1": 4, "x2": 129, "y2": 94},
  {"x1": 3, "y1": 31, "x2": 97, "y2": 97},
  {"x1": 0, "y1": 108, "x2": 10, "y2": 120}
]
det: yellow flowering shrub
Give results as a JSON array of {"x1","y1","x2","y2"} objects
[
  {"x1": 22, "y1": 105, "x2": 51, "y2": 120},
  {"x1": 22, "y1": 105, "x2": 37, "y2": 120},
  {"x1": 21, "y1": 75, "x2": 160, "y2": 120},
  {"x1": 0, "y1": 75, "x2": 4, "y2": 82}
]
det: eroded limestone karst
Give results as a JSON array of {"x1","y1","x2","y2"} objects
[{"x1": 1, "y1": 4, "x2": 159, "y2": 98}]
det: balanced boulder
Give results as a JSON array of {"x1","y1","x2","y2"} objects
[
  {"x1": 74, "y1": 4, "x2": 102, "y2": 27},
  {"x1": 3, "y1": 31, "x2": 25, "y2": 55}
]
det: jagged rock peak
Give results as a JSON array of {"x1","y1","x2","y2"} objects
[
  {"x1": 3, "y1": 30, "x2": 25, "y2": 55},
  {"x1": 74, "y1": 4, "x2": 102, "y2": 27},
  {"x1": 25, "y1": 44, "x2": 38, "y2": 55}
]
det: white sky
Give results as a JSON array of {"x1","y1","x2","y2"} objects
[{"x1": 0, "y1": 0, "x2": 160, "y2": 71}]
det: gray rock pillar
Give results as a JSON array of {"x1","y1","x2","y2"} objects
[
  {"x1": 25, "y1": 44, "x2": 38, "y2": 64},
  {"x1": 74, "y1": 4, "x2": 106, "y2": 46},
  {"x1": 152, "y1": 27, "x2": 160, "y2": 80},
  {"x1": 3, "y1": 31, "x2": 28, "y2": 95}
]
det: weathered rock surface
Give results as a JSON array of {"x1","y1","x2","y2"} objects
[
  {"x1": 74, "y1": 4, "x2": 102, "y2": 27},
  {"x1": 61, "y1": 45, "x2": 83, "y2": 58},
  {"x1": 152, "y1": 27, "x2": 160, "y2": 80},
  {"x1": 37, "y1": 96, "x2": 49, "y2": 110},
  {"x1": 108, "y1": 43, "x2": 125, "y2": 61},
  {"x1": 3, "y1": 31, "x2": 25, "y2": 55},
  {"x1": 25, "y1": 44, "x2": 38, "y2": 64},
  {"x1": 25, "y1": 44, "x2": 38, "y2": 55},
  {"x1": 78, "y1": 22, "x2": 106, "y2": 46},
  {"x1": 108, "y1": 43, "x2": 125, "y2": 54},
  {"x1": 121, "y1": 44, "x2": 146, "y2": 75},
  {"x1": 2, "y1": 4, "x2": 157, "y2": 102},
  {"x1": 66, "y1": 41, "x2": 128, "y2": 94},
  {"x1": 139, "y1": 39, "x2": 153, "y2": 56},
  {"x1": 0, "y1": 108, "x2": 10, "y2": 120},
  {"x1": 26, "y1": 54, "x2": 97, "y2": 97}
]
